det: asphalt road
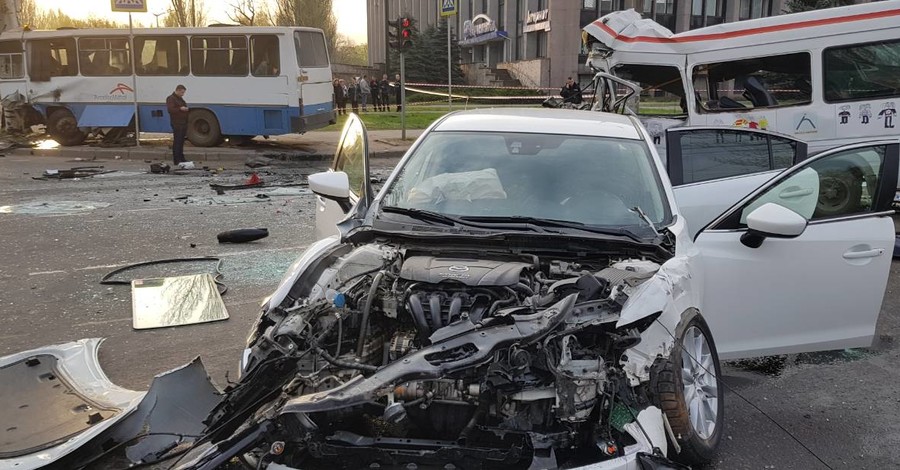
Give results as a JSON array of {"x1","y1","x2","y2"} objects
[{"x1": 1, "y1": 153, "x2": 898, "y2": 469}]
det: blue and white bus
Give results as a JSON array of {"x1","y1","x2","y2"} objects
[{"x1": 0, "y1": 25, "x2": 335, "y2": 146}]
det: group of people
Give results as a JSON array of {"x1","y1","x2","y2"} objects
[{"x1": 333, "y1": 74, "x2": 402, "y2": 115}]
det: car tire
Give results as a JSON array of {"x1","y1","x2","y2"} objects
[
  {"x1": 187, "y1": 109, "x2": 223, "y2": 147},
  {"x1": 815, "y1": 169, "x2": 862, "y2": 217},
  {"x1": 47, "y1": 109, "x2": 86, "y2": 146},
  {"x1": 650, "y1": 310, "x2": 724, "y2": 465}
]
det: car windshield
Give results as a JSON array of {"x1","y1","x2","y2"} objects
[{"x1": 380, "y1": 131, "x2": 671, "y2": 235}]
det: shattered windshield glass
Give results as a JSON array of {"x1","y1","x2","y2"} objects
[{"x1": 381, "y1": 131, "x2": 671, "y2": 232}]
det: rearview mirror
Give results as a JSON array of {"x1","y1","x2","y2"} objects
[
  {"x1": 308, "y1": 171, "x2": 352, "y2": 211},
  {"x1": 740, "y1": 203, "x2": 807, "y2": 248}
]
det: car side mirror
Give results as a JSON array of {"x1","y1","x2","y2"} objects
[
  {"x1": 308, "y1": 171, "x2": 352, "y2": 212},
  {"x1": 740, "y1": 203, "x2": 807, "y2": 248}
]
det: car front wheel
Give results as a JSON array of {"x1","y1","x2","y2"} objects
[{"x1": 650, "y1": 310, "x2": 724, "y2": 465}]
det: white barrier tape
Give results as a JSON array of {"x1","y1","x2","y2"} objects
[{"x1": 405, "y1": 81, "x2": 559, "y2": 91}]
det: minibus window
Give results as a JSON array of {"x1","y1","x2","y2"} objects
[
  {"x1": 824, "y1": 39, "x2": 900, "y2": 103},
  {"x1": 692, "y1": 52, "x2": 811, "y2": 112},
  {"x1": 611, "y1": 64, "x2": 687, "y2": 115}
]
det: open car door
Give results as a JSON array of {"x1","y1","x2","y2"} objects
[
  {"x1": 692, "y1": 141, "x2": 899, "y2": 359},
  {"x1": 312, "y1": 114, "x2": 371, "y2": 240},
  {"x1": 666, "y1": 127, "x2": 808, "y2": 238}
]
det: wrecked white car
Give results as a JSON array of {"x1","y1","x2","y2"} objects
[{"x1": 2, "y1": 109, "x2": 897, "y2": 470}]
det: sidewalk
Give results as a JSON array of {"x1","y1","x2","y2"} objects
[{"x1": 9, "y1": 129, "x2": 425, "y2": 163}]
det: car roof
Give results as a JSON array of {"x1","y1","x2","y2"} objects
[{"x1": 432, "y1": 108, "x2": 643, "y2": 140}]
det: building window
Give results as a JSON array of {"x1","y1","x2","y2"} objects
[
  {"x1": 535, "y1": 31, "x2": 547, "y2": 58},
  {"x1": 691, "y1": 0, "x2": 725, "y2": 28},
  {"x1": 740, "y1": 0, "x2": 772, "y2": 20},
  {"x1": 600, "y1": 0, "x2": 623, "y2": 15},
  {"x1": 135, "y1": 36, "x2": 188, "y2": 76},
  {"x1": 643, "y1": 0, "x2": 676, "y2": 32},
  {"x1": 584, "y1": 0, "x2": 597, "y2": 8},
  {"x1": 498, "y1": 0, "x2": 505, "y2": 30}
]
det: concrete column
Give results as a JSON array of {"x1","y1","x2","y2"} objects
[
  {"x1": 547, "y1": 0, "x2": 579, "y2": 90},
  {"x1": 675, "y1": 0, "x2": 691, "y2": 32},
  {"x1": 725, "y1": 0, "x2": 741, "y2": 23}
]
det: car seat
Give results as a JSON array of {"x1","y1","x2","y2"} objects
[{"x1": 743, "y1": 75, "x2": 778, "y2": 107}]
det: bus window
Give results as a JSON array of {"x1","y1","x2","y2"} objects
[
  {"x1": 0, "y1": 41, "x2": 24, "y2": 79},
  {"x1": 191, "y1": 36, "x2": 249, "y2": 76},
  {"x1": 294, "y1": 31, "x2": 329, "y2": 68},
  {"x1": 693, "y1": 52, "x2": 811, "y2": 112},
  {"x1": 136, "y1": 36, "x2": 188, "y2": 76},
  {"x1": 611, "y1": 64, "x2": 686, "y2": 115},
  {"x1": 79, "y1": 37, "x2": 131, "y2": 76},
  {"x1": 824, "y1": 39, "x2": 900, "y2": 103},
  {"x1": 251, "y1": 35, "x2": 280, "y2": 76},
  {"x1": 29, "y1": 38, "x2": 77, "y2": 81}
]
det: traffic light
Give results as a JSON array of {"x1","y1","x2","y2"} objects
[
  {"x1": 388, "y1": 18, "x2": 401, "y2": 50},
  {"x1": 400, "y1": 17, "x2": 414, "y2": 50}
]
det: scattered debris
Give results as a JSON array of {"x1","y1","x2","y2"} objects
[
  {"x1": 0, "y1": 201, "x2": 111, "y2": 215},
  {"x1": 217, "y1": 228, "x2": 269, "y2": 244},
  {"x1": 176, "y1": 161, "x2": 195, "y2": 170},
  {"x1": 36, "y1": 166, "x2": 114, "y2": 180},
  {"x1": 245, "y1": 156, "x2": 275, "y2": 168},
  {"x1": 150, "y1": 163, "x2": 171, "y2": 174},
  {"x1": 132, "y1": 274, "x2": 229, "y2": 329}
]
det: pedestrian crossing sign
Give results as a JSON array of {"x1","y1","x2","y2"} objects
[
  {"x1": 111, "y1": 0, "x2": 147, "y2": 13},
  {"x1": 440, "y1": 0, "x2": 458, "y2": 17}
]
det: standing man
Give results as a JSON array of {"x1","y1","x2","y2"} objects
[
  {"x1": 370, "y1": 76, "x2": 382, "y2": 111},
  {"x1": 166, "y1": 84, "x2": 190, "y2": 166},
  {"x1": 358, "y1": 75, "x2": 371, "y2": 112},
  {"x1": 394, "y1": 73, "x2": 402, "y2": 112},
  {"x1": 333, "y1": 78, "x2": 346, "y2": 115},
  {"x1": 380, "y1": 74, "x2": 391, "y2": 113}
]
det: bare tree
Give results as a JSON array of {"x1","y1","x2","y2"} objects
[
  {"x1": 271, "y1": 0, "x2": 338, "y2": 51},
  {"x1": 166, "y1": 0, "x2": 207, "y2": 27},
  {"x1": 17, "y1": 0, "x2": 39, "y2": 28},
  {"x1": 227, "y1": 0, "x2": 259, "y2": 26}
]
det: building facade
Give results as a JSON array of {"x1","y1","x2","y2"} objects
[{"x1": 365, "y1": 0, "x2": 869, "y2": 89}]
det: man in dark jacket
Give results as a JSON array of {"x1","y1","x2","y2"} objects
[
  {"x1": 394, "y1": 73, "x2": 402, "y2": 112},
  {"x1": 560, "y1": 77, "x2": 583, "y2": 105},
  {"x1": 380, "y1": 74, "x2": 391, "y2": 112},
  {"x1": 166, "y1": 85, "x2": 189, "y2": 165}
]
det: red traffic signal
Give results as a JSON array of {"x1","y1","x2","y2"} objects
[{"x1": 399, "y1": 17, "x2": 414, "y2": 50}]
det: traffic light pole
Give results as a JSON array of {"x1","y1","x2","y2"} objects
[{"x1": 400, "y1": 50, "x2": 406, "y2": 140}]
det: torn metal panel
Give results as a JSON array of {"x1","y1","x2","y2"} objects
[
  {"x1": 0, "y1": 354, "x2": 118, "y2": 458},
  {"x1": 0, "y1": 339, "x2": 145, "y2": 470},
  {"x1": 131, "y1": 273, "x2": 229, "y2": 329},
  {"x1": 109, "y1": 358, "x2": 222, "y2": 465}
]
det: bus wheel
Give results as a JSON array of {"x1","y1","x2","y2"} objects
[
  {"x1": 187, "y1": 109, "x2": 223, "y2": 147},
  {"x1": 47, "y1": 109, "x2": 86, "y2": 146}
]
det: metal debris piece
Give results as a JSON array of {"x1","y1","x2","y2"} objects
[{"x1": 131, "y1": 273, "x2": 229, "y2": 329}]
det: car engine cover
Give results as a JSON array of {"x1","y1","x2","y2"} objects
[{"x1": 399, "y1": 257, "x2": 531, "y2": 286}]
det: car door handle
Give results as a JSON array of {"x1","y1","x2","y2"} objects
[
  {"x1": 778, "y1": 187, "x2": 814, "y2": 198},
  {"x1": 842, "y1": 248, "x2": 884, "y2": 259}
]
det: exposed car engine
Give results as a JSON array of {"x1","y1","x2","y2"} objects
[{"x1": 200, "y1": 242, "x2": 669, "y2": 469}]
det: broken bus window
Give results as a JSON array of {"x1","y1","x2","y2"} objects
[
  {"x1": 251, "y1": 35, "x2": 280, "y2": 77},
  {"x1": 692, "y1": 52, "x2": 812, "y2": 112},
  {"x1": 29, "y1": 38, "x2": 78, "y2": 81}
]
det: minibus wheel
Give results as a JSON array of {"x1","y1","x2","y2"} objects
[
  {"x1": 47, "y1": 109, "x2": 85, "y2": 146},
  {"x1": 187, "y1": 109, "x2": 224, "y2": 147}
]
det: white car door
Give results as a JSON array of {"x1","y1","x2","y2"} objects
[
  {"x1": 692, "y1": 141, "x2": 899, "y2": 360},
  {"x1": 667, "y1": 127, "x2": 808, "y2": 238},
  {"x1": 313, "y1": 114, "x2": 371, "y2": 240}
]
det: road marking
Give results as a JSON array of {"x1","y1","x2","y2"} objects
[
  {"x1": 74, "y1": 318, "x2": 132, "y2": 327},
  {"x1": 26, "y1": 245, "x2": 310, "y2": 276}
]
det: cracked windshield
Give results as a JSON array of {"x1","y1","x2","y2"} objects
[{"x1": 381, "y1": 131, "x2": 670, "y2": 232}]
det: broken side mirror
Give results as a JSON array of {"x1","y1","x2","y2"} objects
[
  {"x1": 740, "y1": 203, "x2": 807, "y2": 248},
  {"x1": 309, "y1": 171, "x2": 352, "y2": 212}
]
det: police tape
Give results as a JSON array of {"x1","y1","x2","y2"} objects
[
  {"x1": 404, "y1": 85, "x2": 559, "y2": 101},
  {"x1": 405, "y1": 81, "x2": 559, "y2": 91}
]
